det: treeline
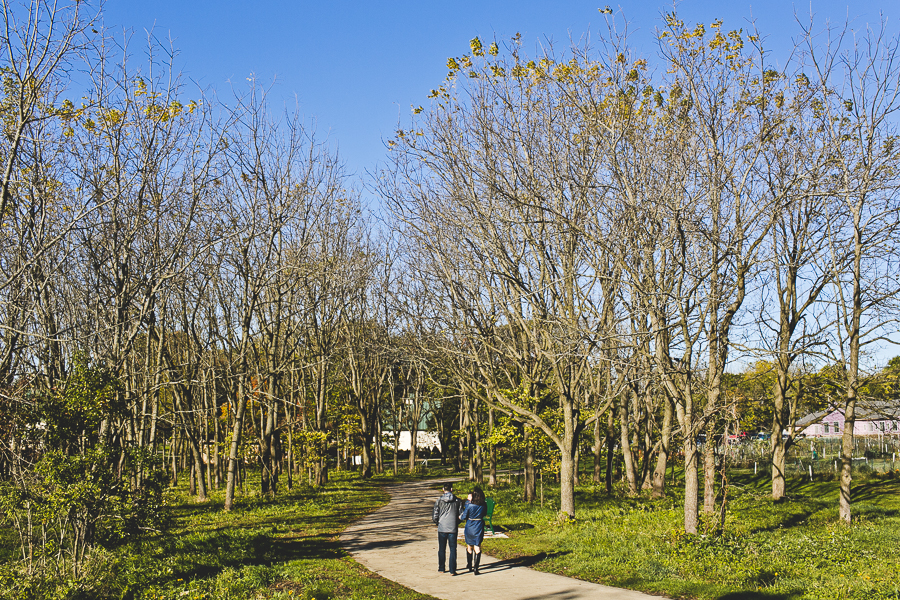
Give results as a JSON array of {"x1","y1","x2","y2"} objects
[
  {"x1": 2, "y1": 0, "x2": 900, "y2": 588},
  {"x1": 0, "y1": 2, "x2": 503, "y2": 585},
  {"x1": 0, "y1": 0, "x2": 392, "y2": 582},
  {"x1": 380, "y1": 14, "x2": 900, "y2": 533}
]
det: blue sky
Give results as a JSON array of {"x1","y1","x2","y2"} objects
[{"x1": 104, "y1": 1, "x2": 898, "y2": 180}]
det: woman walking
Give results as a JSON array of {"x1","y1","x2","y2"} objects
[{"x1": 459, "y1": 487, "x2": 488, "y2": 574}]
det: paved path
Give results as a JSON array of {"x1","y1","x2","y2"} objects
[{"x1": 340, "y1": 479, "x2": 660, "y2": 600}]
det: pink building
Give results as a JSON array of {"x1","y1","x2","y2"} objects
[{"x1": 797, "y1": 402, "x2": 900, "y2": 438}]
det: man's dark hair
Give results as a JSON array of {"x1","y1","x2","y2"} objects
[{"x1": 442, "y1": 482, "x2": 453, "y2": 491}]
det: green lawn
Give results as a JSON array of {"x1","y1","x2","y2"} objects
[
  {"x1": 5, "y1": 464, "x2": 898, "y2": 600},
  {"x1": 462, "y1": 469, "x2": 900, "y2": 600},
  {"x1": 1, "y1": 471, "x2": 440, "y2": 600}
]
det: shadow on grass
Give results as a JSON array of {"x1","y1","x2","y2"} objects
[
  {"x1": 478, "y1": 550, "x2": 571, "y2": 573},
  {"x1": 754, "y1": 509, "x2": 817, "y2": 533},
  {"x1": 731, "y1": 472, "x2": 900, "y2": 503},
  {"x1": 782, "y1": 480, "x2": 838, "y2": 498},
  {"x1": 516, "y1": 590, "x2": 590, "y2": 600},
  {"x1": 166, "y1": 499, "x2": 225, "y2": 517},
  {"x1": 500, "y1": 523, "x2": 535, "y2": 532},
  {"x1": 166, "y1": 530, "x2": 346, "y2": 583},
  {"x1": 852, "y1": 479, "x2": 900, "y2": 504},
  {"x1": 852, "y1": 504, "x2": 900, "y2": 519},
  {"x1": 717, "y1": 592, "x2": 796, "y2": 600},
  {"x1": 151, "y1": 481, "x2": 390, "y2": 588},
  {"x1": 740, "y1": 477, "x2": 900, "y2": 532}
]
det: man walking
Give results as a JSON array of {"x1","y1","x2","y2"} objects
[{"x1": 432, "y1": 482, "x2": 461, "y2": 575}]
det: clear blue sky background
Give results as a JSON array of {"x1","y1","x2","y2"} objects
[{"x1": 104, "y1": 1, "x2": 898, "y2": 181}]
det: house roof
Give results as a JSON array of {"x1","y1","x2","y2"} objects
[
  {"x1": 797, "y1": 400, "x2": 900, "y2": 427},
  {"x1": 796, "y1": 409, "x2": 830, "y2": 427}
]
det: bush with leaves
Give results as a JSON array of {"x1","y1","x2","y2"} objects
[{"x1": 0, "y1": 361, "x2": 170, "y2": 596}]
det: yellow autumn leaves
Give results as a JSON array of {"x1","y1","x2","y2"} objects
[{"x1": 57, "y1": 77, "x2": 201, "y2": 139}]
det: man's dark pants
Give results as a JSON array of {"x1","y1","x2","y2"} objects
[{"x1": 437, "y1": 531, "x2": 457, "y2": 573}]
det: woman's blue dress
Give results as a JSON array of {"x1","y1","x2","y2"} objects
[{"x1": 459, "y1": 501, "x2": 487, "y2": 545}]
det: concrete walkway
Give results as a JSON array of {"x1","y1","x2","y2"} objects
[{"x1": 340, "y1": 479, "x2": 660, "y2": 600}]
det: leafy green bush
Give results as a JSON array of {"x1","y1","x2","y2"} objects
[{"x1": 0, "y1": 361, "x2": 170, "y2": 599}]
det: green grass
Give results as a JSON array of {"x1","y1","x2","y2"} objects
[
  {"x1": 1, "y1": 471, "x2": 440, "y2": 600},
  {"x1": 6, "y1": 462, "x2": 898, "y2": 600},
  {"x1": 467, "y1": 469, "x2": 900, "y2": 600}
]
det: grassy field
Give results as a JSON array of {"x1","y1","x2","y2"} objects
[
  {"x1": 0, "y1": 471, "x2": 439, "y2": 600},
  {"x1": 4, "y1": 463, "x2": 898, "y2": 600},
  {"x1": 461, "y1": 469, "x2": 900, "y2": 600}
]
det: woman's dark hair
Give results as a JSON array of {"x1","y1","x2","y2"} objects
[{"x1": 471, "y1": 487, "x2": 486, "y2": 506}]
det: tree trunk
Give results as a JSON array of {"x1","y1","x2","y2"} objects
[
  {"x1": 557, "y1": 397, "x2": 579, "y2": 519},
  {"x1": 261, "y1": 383, "x2": 277, "y2": 496},
  {"x1": 465, "y1": 396, "x2": 474, "y2": 480},
  {"x1": 488, "y1": 408, "x2": 496, "y2": 486},
  {"x1": 593, "y1": 417, "x2": 603, "y2": 484},
  {"x1": 187, "y1": 431, "x2": 207, "y2": 501},
  {"x1": 703, "y1": 416, "x2": 717, "y2": 514},
  {"x1": 839, "y1": 223, "x2": 864, "y2": 524},
  {"x1": 619, "y1": 397, "x2": 638, "y2": 496},
  {"x1": 652, "y1": 395, "x2": 673, "y2": 498},
  {"x1": 839, "y1": 399, "x2": 855, "y2": 522},
  {"x1": 313, "y1": 360, "x2": 330, "y2": 487},
  {"x1": 771, "y1": 434, "x2": 787, "y2": 500},
  {"x1": 374, "y1": 411, "x2": 384, "y2": 474},
  {"x1": 473, "y1": 396, "x2": 483, "y2": 484},
  {"x1": 524, "y1": 425, "x2": 535, "y2": 502},
  {"x1": 456, "y1": 399, "x2": 465, "y2": 472},
  {"x1": 224, "y1": 379, "x2": 249, "y2": 511},
  {"x1": 213, "y1": 385, "x2": 221, "y2": 490},
  {"x1": 393, "y1": 433, "x2": 400, "y2": 475},
  {"x1": 559, "y1": 438, "x2": 576, "y2": 518},
  {"x1": 683, "y1": 439, "x2": 699, "y2": 534},
  {"x1": 359, "y1": 404, "x2": 373, "y2": 479},
  {"x1": 605, "y1": 409, "x2": 615, "y2": 494},
  {"x1": 408, "y1": 383, "x2": 421, "y2": 473},
  {"x1": 286, "y1": 396, "x2": 294, "y2": 490}
]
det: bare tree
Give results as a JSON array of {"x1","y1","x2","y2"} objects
[
  {"x1": 746, "y1": 54, "x2": 836, "y2": 500},
  {"x1": 0, "y1": 0, "x2": 96, "y2": 229},
  {"x1": 803, "y1": 19, "x2": 900, "y2": 523},
  {"x1": 215, "y1": 80, "x2": 346, "y2": 508},
  {"x1": 383, "y1": 38, "x2": 624, "y2": 518}
]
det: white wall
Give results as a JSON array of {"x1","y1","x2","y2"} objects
[{"x1": 382, "y1": 430, "x2": 441, "y2": 451}]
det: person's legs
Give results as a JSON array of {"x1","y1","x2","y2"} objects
[
  {"x1": 448, "y1": 533, "x2": 457, "y2": 574},
  {"x1": 473, "y1": 543, "x2": 482, "y2": 575},
  {"x1": 437, "y1": 532, "x2": 448, "y2": 572},
  {"x1": 466, "y1": 544, "x2": 473, "y2": 571}
]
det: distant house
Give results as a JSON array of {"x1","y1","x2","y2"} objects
[
  {"x1": 382, "y1": 430, "x2": 441, "y2": 451},
  {"x1": 797, "y1": 401, "x2": 900, "y2": 438}
]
